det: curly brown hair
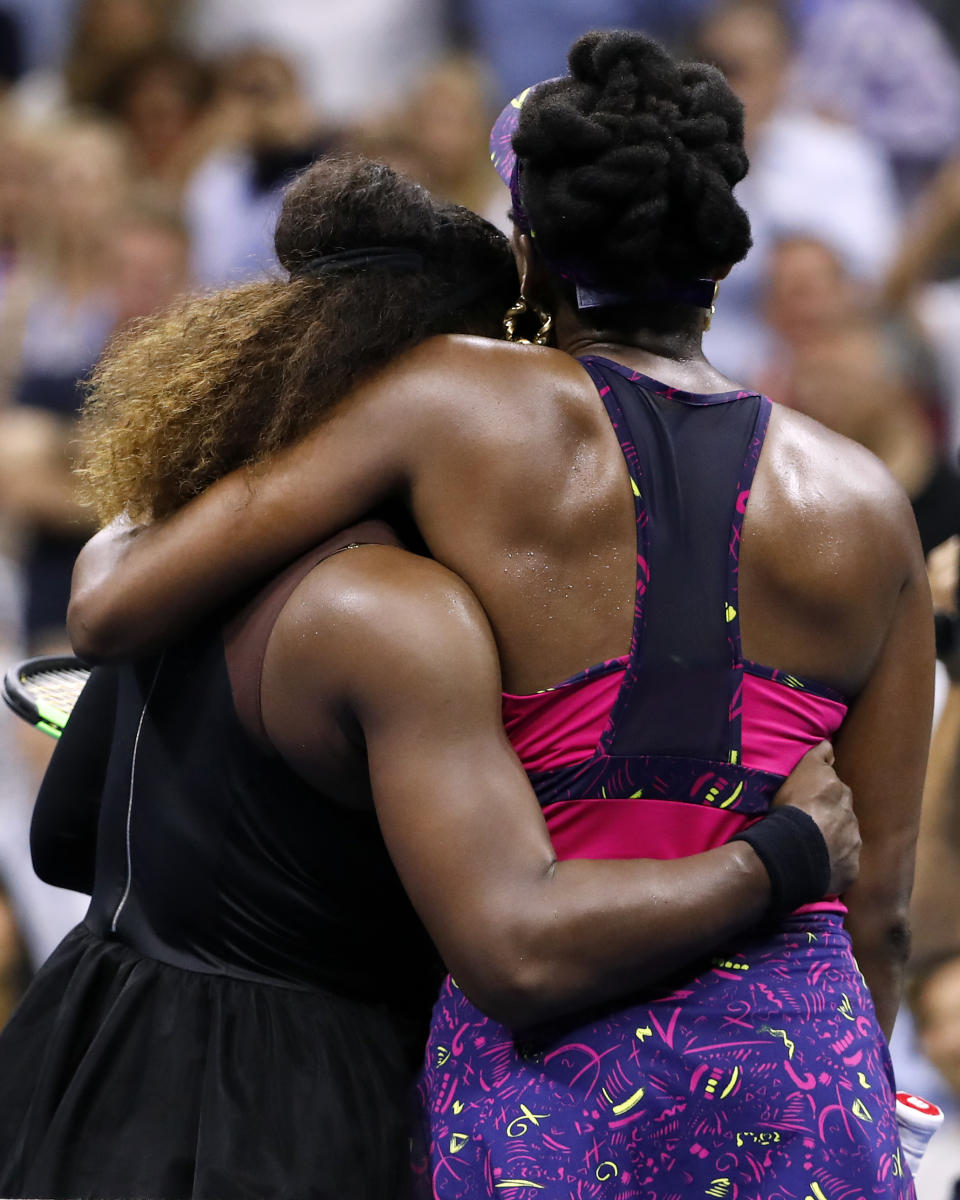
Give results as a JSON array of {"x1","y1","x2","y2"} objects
[{"x1": 79, "y1": 156, "x2": 516, "y2": 523}]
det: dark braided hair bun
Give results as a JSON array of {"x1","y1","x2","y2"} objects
[{"x1": 513, "y1": 30, "x2": 752, "y2": 291}]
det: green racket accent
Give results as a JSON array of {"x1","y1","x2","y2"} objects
[
  {"x1": 35, "y1": 700, "x2": 71, "y2": 739},
  {"x1": 3, "y1": 656, "x2": 91, "y2": 738}
]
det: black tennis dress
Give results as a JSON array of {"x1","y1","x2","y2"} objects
[{"x1": 0, "y1": 522, "x2": 441, "y2": 1200}]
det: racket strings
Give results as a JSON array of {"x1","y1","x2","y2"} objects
[{"x1": 22, "y1": 668, "x2": 90, "y2": 715}]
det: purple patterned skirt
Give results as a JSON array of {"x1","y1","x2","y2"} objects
[{"x1": 410, "y1": 914, "x2": 913, "y2": 1199}]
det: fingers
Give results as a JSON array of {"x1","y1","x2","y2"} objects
[{"x1": 808, "y1": 739, "x2": 835, "y2": 767}]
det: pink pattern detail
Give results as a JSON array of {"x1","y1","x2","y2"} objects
[
  {"x1": 502, "y1": 660, "x2": 627, "y2": 773},
  {"x1": 740, "y1": 672, "x2": 847, "y2": 775}
]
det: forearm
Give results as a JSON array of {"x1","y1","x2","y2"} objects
[
  {"x1": 844, "y1": 901, "x2": 911, "y2": 1041},
  {"x1": 451, "y1": 842, "x2": 772, "y2": 1027},
  {"x1": 69, "y1": 381, "x2": 410, "y2": 661},
  {"x1": 69, "y1": 473, "x2": 282, "y2": 660}
]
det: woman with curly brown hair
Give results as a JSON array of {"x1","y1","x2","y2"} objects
[
  {"x1": 70, "y1": 29, "x2": 931, "y2": 1195},
  {"x1": 0, "y1": 155, "x2": 523, "y2": 1200}
]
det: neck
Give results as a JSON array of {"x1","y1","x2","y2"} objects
[{"x1": 554, "y1": 308, "x2": 740, "y2": 393}]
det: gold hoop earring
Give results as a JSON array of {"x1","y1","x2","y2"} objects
[
  {"x1": 704, "y1": 281, "x2": 720, "y2": 332},
  {"x1": 503, "y1": 297, "x2": 553, "y2": 345}
]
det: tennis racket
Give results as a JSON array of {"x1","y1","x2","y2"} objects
[{"x1": 3, "y1": 655, "x2": 91, "y2": 738}]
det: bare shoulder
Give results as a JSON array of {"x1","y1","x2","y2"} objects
[
  {"x1": 268, "y1": 544, "x2": 501, "y2": 709},
  {"x1": 743, "y1": 403, "x2": 926, "y2": 690},
  {"x1": 760, "y1": 403, "x2": 921, "y2": 576},
  {"x1": 354, "y1": 334, "x2": 598, "y2": 427}
]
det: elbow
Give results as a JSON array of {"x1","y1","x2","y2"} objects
[
  {"x1": 848, "y1": 892, "x2": 913, "y2": 966},
  {"x1": 883, "y1": 913, "x2": 912, "y2": 966},
  {"x1": 456, "y1": 956, "x2": 562, "y2": 1030},
  {"x1": 66, "y1": 588, "x2": 127, "y2": 663},
  {"x1": 446, "y1": 916, "x2": 572, "y2": 1029}
]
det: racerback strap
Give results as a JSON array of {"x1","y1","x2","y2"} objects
[{"x1": 580, "y1": 357, "x2": 771, "y2": 766}]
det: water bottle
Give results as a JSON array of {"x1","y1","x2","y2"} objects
[{"x1": 896, "y1": 1091, "x2": 945, "y2": 1176}]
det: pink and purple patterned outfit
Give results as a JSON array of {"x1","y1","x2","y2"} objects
[{"x1": 411, "y1": 358, "x2": 913, "y2": 1199}]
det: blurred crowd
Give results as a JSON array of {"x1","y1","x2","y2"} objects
[{"x1": 2, "y1": 1, "x2": 960, "y2": 1192}]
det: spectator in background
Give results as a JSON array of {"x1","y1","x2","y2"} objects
[
  {"x1": 455, "y1": 0, "x2": 716, "y2": 99},
  {"x1": 183, "y1": 0, "x2": 445, "y2": 124},
  {"x1": 693, "y1": 0, "x2": 900, "y2": 385},
  {"x1": 908, "y1": 952, "x2": 960, "y2": 1196},
  {"x1": 0, "y1": 8, "x2": 23, "y2": 99},
  {"x1": 100, "y1": 45, "x2": 212, "y2": 206},
  {"x1": 11, "y1": 0, "x2": 180, "y2": 125},
  {"x1": 887, "y1": 156, "x2": 960, "y2": 459},
  {"x1": 0, "y1": 122, "x2": 40, "y2": 314},
  {"x1": 184, "y1": 47, "x2": 339, "y2": 286},
  {"x1": 0, "y1": 0, "x2": 76, "y2": 74},
  {"x1": 109, "y1": 204, "x2": 191, "y2": 329},
  {"x1": 0, "y1": 119, "x2": 130, "y2": 651},
  {"x1": 363, "y1": 55, "x2": 509, "y2": 231},
  {"x1": 0, "y1": 880, "x2": 30, "y2": 1030},
  {"x1": 791, "y1": 0, "x2": 960, "y2": 202},
  {"x1": 760, "y1": 234, "x2": 960, "y2": 554}
]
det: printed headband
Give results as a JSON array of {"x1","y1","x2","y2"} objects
[{"x1": 489, "y1": 83, "x2": 717, "y2": 311}]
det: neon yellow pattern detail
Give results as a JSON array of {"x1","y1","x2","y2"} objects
[
  {"x1": 511, "y1": 87, "x2": 532, "y2": 109},
  {"x1": 736, "y1": 1131, "x2": 781, "y2": 1147},
  {"x1": 719, "y1": 780, "x2": 744, "y2": 809},
  {"x1": 506, "y1": 1105, "x2": 549, "y2": 1138},
  {"x1": 725, "y1": 604, "x2": 737, "y2": 623},
  {"x1": 706, "y1": 1179, "x2": 732, "y2": 1197},
  {"x1": 758, "y1": 1026, "x2": 795, "y2": 1059},
  {"x1": 436, "y1": 1046, "x2": 450, "y2": 1067},
  {"x1": 635, "y1": 1025, "x2": 653, "y2": 1042},
  {"x1": 449, "y1": 1133, "x2": 469, "y2": 1154},
  {"x1": 631, "y1": 477, "x2": 641, "y2": 498},
  {"x1": 611, "y1": 1086, "x2": 646, "y2": 1115},
  {"x1": 631, "y1": 787, "x2": 644, "y2": 798},
  {"x1": 720, "y1": 1065, "x2": 740, "y2": 1099},
  {"x1": 852, "y1": 1098, "x2": 873, "y2": 1122},
  {"x1": 838, "y1": 993, "x2": 854, "y2": 1021},
  {"x1": 728, "y1": 749, "x2": 740, "y2": 764},
  {"x1": 857, "y1": 1072, "x2": 872, "y2": 1090},
  {"x1": 806, "y1": 1183, "x2": 830, "y2": 1200},
  {"x1": 596, "y1": 1162, "x2": 619, "y2": 1181},
  {"x1": 452, "y1": 1100, "x2": 465, "y2": 1114},
  {"x1": 495, "y1": 1182, "x2": 544, "y2": 1190}
]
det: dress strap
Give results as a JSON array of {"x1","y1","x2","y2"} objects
[
  {"x1": 579, "y1": 358, "x2": 772, "y2": 765},
  {"x1": 224, "y1": 519, "x2": 403, "y2": 753}
]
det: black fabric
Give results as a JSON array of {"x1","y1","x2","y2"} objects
[
  {"x1": 732, "y1": 805, "x2": 832, "y2": 918},
  {"x1": 0, "y1": 586, "x2": 442, "y2": 1197},
  {"x1": 593, "y1": 364, "x2": 760, "y2": 761},
  {"x1": 30, "y1": 666, "x2": 117, "y2": 895},
  {"x1": 0, "y1": 925, "x2": 425, "y2": 1200}
]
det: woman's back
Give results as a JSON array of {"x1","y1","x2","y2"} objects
[{"x1": 367, "y1": 332, "x2": 919, "y2": 700}]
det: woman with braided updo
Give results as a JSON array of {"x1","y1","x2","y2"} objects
[{"x1": 70, "y1": 31, "x2": 930, "y2": 1196}]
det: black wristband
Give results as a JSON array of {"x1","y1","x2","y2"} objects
[{"x1": 732, "y1": 806, "x2": 831, "y2": 919}]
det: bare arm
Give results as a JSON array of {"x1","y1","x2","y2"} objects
[
  {"x1": 68, "y1": 337, "x2": 482, "y2": 660},
  {"x1": 275, "y1": 550, "x2": 859, "y2": 1028},
  {"x1": 834, "y1": 546, "x2": 934, "y2": 1040}
]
